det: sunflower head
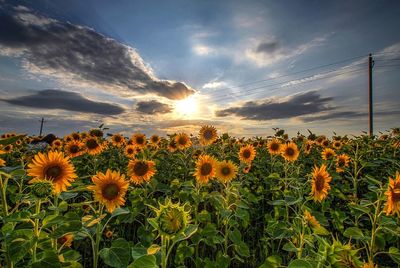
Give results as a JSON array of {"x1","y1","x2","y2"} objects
[
  {"x1": 84, "y1": 137, "x2": 104, "y2": 155},
  {"x1": 168, "y1": 139, "x2": 177, "y2": 152},
  {"x1": 304, "y1": 140, "x2": 313, "y2": 155},
  {"x1": 150, "y1": 135, "x2": 161, "y2": 146},
  {"x1": 150, "y1": 199, "x2": 191, "y2": 238},
  {"x1": 215, "y1": 160, "x2": 238, "y2": 184},
  {"x1": 267, "y1": 139, "x2": 282, "y2": 155},
  {"x1": 130, "y1": 133, "x2": 147, "y2": 148},
  {"x1": 315, "y1": 135, "x2": 326, "y2": 145},
  {"x1": 104, "y1": 230, "x2": 114, "y2": 238},
  {"x1": 336, "y1": 154, "x2": 350, "y2": 173},
  {"x1": 30, "y1": 180, "x2": 54, "y2": 199},
  {"x1": 87, "y1": 169, "x2": 129, "y2": 213},
  {"x1": 238, "y1": 144, "x2": 256, "y2": 164},
  {"x1": 281, "y1": 142, "x2": 300, "y2": 162},
  {"x1": 384, "y1": 172, "x2": 400, "y2": 217},
  {"x1": 321, "y1": 139, "x2": 330, "y2": 147},
  {"x1": 3, "y1": 144, "x2": 13, "y2": 153},
  {"x1": 127, "y1": 159, "x2": 156, "y2": 185},
  {"x1": 243, "y1": 164, "x2": 251, "y2": 174},
  {"x1": 0, "y1": 158, "x2": 5, "y2": 167},
  {"x1": 124, "y1": 145, "x2": 136, "y2": 158},
  {"x1": 311, "y1": 164, "x2": 332, "y2": 202},
  {"x1": 28, "y1": 151, "x2": 77, "y2": 194},
  {"x1": 111, "y1": 134, "x2": 125, "y2": 147},
  {"x1": 332, "y1": 140, "x2": 343, "y2": 150},
  {"x1": 304, "y1": 210, "x2": 321, "y2": 228},
  {"x1": 175, "y1": 133, "x2": 192, "y2": 150},
  {"x1": 322, "y1": 148, "x2": 336, "y2": 161},
  {"x1": 89, "y1": 129, "x2": 104, "y2": 138},
  {"x1": 194, "y1": 154, "x2": 218, "y2": 184},
  {"x1": 199, "y1": 125, "x2": 218, "y2": 146},
  {"x1": 58, "y1": 234, "x2": 74, "y2": 248},
  {"x1": 64, "y1": 140, "x2": 84, "y2": 158}
]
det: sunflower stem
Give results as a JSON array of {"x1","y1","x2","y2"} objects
[
  {"x1": 32, "y1": 199, "x2": 41, "y2": 262},
  {"x1": 0, "y1": 173, "x2": 13, "y2": 268}
]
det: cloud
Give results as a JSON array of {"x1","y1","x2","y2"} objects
[
  {"x1": 0, "y1": 6, "x2": 195, "y2": 100},
  {"x1": 135, "y1": 100, "x2": 172, "y2": 114},
  {"x1": 215, "y1": 91, "x2": 334, "y2": 120},
  {"x1": 256, "y1": 41, "x2": 280, "y2": 54},
  {"x1": 202, "y1": 81, "x2": 228, "y2": 89},
  {"x1": 300, "y1": 110, "x2": 400, "y2": 123},
  {"x1": 1, "y1": 89, "x2": 125, "y2": 115}
]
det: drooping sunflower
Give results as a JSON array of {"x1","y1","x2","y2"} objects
[
  {"x1": 281, "y1": 142, "x2": 300, "y2": 162},
  {"x1": 194, "y1": 154, "x2": 218, "y2": 184},
  {"x1": 311, "y1": 164, "x2": 332, "y2": 202},
  {"x1": 199, "y1": 125, "x2": 218, "y2": 146},
  {"x1": 124, "y1": 145, "x2": 136, "y2": 158},
  {"x1": 150, "y1": 135, "x2": 161, "y2": 147},
  {"x1": 27, "y1": 151, "x2": 77, "y2": 194},
  {"x1": 111, "y1": 133, "x2": 125, "y2": 148},
  {"x1": 87, "y1": 169, "x2": 129, "y2": 213},
  {"x1": 238, "y1": 144, "x2": 256, "y2": 164},
  {"x1": 175, "y1": 133, "x2": 192, "y2": 150},
  {"x1": 321, "y1": 148, "x2": 336, "y2": 161},
  {"x1": 215, "y1": 160, "x2": 238, "y2": 184},
  {"x1": 304, "y1": 140, "x2": 313, "y2": 155},
  {"x1": 127, "y1": 159, "x2": 156, "y2": 185},
  {"x1": 64, "y1": 140, "x2": 85, "y2": 158},
  {"x1": 384, "y1": 172, "x2": 400, "y2": 217},
  {"x1": 304, "y1": 210, "x2": 321, "y2": 228},
  {"x1": 336, "y1": 154, "x2": 350, "y2": 173},
  {"x1": 84, "y1": 137, "x2": 104, "y2": 155},
  {"x1": 58, "y1": 234, "x2": 74, "y2": 248},
  {"x1": 130, "y1": 133, "x2": 147, "y2": 148},
  {"x1": 267, "y1": 139, "x2": 282, "y2": 155},
  {"x1": 332, "y1": 140, "x2": 343, "y2": 150}
]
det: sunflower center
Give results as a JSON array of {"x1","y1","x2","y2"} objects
[
  {"x1": 102, "y1": 183, "x2": 120, "y2": 200},
  {"x1": 178, "y1": 137, "x2": 187, "y2": 145},
  {"x1": 200, "y1": 163, "x2": 212, "y2": 176},
  {"x1": 45, "y1": 165, "x2": 62, "y2": 180},
  {"x1": 136, "y1": 137, "x2": 144, "y2": 144},
  {"x1": 271, "y1": 143, "x2": 279, "y2": 151},
  {"x1": 325, "y1": 152, "x2": 333, "y2": 159},
  {"x1": 127, "y1": 148, "x2": 134, "y2": 154},
  {"x1": 133, "y1": 161, "x2": 149, "y2": 176},
  {"x1": 72, "y1": 134, "x2": 80, "y2": 140},
  {"x1": 114, "y1": 136, "x2": 122, "y2": 142},
  {"x1": 69, "y1": 145, "x2": 80, "y2": 153},
  {"x1": 203, "y1": 130, "x2": 213, "y2": 140},
  {"x1": 286, "y1": 147, "x2": 295, "y2": 156},
  {"x1": 315, "y1": 175, "x2": 325, "y2": 192},
  {"x1": 322, "y1": 141, "x2": 329, "y2": 146},
  {"x1": 221, "y1": 166, "x2": 231, "y2": 176},
  {"x1": 86, "y1": 139, "x2": 99, "y2": 149},
  {"x1": 151, "y1": 137, "x2": 159, "y2": 143},
  {"x1": 338, "y1": 159, "x2": 345, "y2": 167},
  {"x1": 243, "y1": 149, "x2": 251, "y2": 159}
]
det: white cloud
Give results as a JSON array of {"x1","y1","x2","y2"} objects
[{"x1": 202, "y1": 81, "x2": 228, "y2": 89}]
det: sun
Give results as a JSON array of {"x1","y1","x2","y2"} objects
[{"x1": 175, "y1": 96, "x2": 198, "y2": 116}]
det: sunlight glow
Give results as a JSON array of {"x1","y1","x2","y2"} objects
[{"x1": 175, "y1": 95, "x2": 198, "y2": 116}]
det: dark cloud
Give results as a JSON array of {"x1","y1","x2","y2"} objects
[
  {"x1": 256, "y1": 41, "x2": 280, "y2": 54},
  {"x1": 1, "y1": 89, "x2": 125, "y2": 115},
  {"x1": 136, "y1": 100, "x2": 172, "y2": 114},
  {"x1": 300, "y1": 110, "x2": 400, "y2": 123},
  {"x1": 0, "y1": 6, "x2": 195, "y2": 100},
  {"x1": 215, "y1": 91, "x2": 334, "y2": 120}
]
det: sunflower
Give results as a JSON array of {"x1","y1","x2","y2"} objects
[
  {"x1": 15, "y1": 139, "x2": 22, "y2": 146},
  {"x1": 336, "y1": 154, "x2": 350, "y2": 173},
  {"x1": 304, "y1": 140, "x2": 313, "y2": 155},
  {"x1": 150, "y1": 135, "x2": 161, "y2": 146},
  {"x1": 87, "y1": 169, "x2": 129, "y2": 213},
  {"x1": 168, "y1": 139, "x2": 177, "y2": 152},
  {"x1": 58, "y1": 234, "x2": 74, "y2": 248},
  {"x1": 332, "y1": 140, "x2": 343, "y2": 150},
  {"x1": 267, "y1": 139, "x2": 282, "y2": 155},
  {"x1": 315, "y1": 135, "x2": 326, "y2": 146},
  {"x1": 0, "y1": 146, "x2": 5, "y2": 154},
  {"x1": 321, "y1": 139, "x2": 330, "y2": 147},
  {"x1": 362, "y1": 262, "x2": 378, "y2": 268},
  {"x1": 104, "y1": 230, "x2": 113, "y2": 238},
  {"x1": 281, "y1": 142, "x2": 300, "y2": 162},
  {"x1": 3, "y1": 144, "x2": 13, "y2": 153},
  {"x1": 70, "y1": 132, "x2": 81, "y2": 141},
  {"x1": 63, "y1": 135, "x2": 73, "y2": 143},
  {"x1": 80, "y1": 132, "x2": 88, "y2": 140},
  {"x1": 51, "y1": 139, "x2": 63, "y2": 150},
  {"x1": 238, "y1": 144, "x2": 256, "y2": 164},
  {"x1": 111, "y1": 134, "x2": 125, "y2": 148},
  {"x1": 124, "y1": 145, "x2": 136, "y2": 158},
  {"x1": 243, "y1": 164, "x2": 251, "y2": 174},
  {"x1": 392, "y1": 140, "x2": 400, "y2": 149},
  {"x1": 199, "y1": 125, "x2": 218, "y2": 146},
  {"x1": 84, "y1": 137, "x2": 104, "y2": 155},
  {"x1": 384, "y1": 172, "x2": 400, "y2": 217},
  {"x1": 322, "y1": 148, "x2": 336, "y2": 161},
  {"x1": 304, "y1": 210, "x2": 321, "y2": 228},
  {"x1": 64, "y1": 140, "x2": 85, "y2": 158},
  {"x1": 89, "y1": 129, "x2": 104, "y2": 138},
  {"x1": 215, "y1": 160, "x2": 238, "y2": 183},
  {"x1": 175, "y1": 133, "x2": 192, "y2": 150},
  {"x1": 0, "y1": 158, "x2": 5, "y2": 167},
  {"x1": 130, "y1": 133, "x2": 147, "y2": 148},
  {"x1": 27, "y1": 151, "x2": 77, "y2": 194},
  {"x1": 194, "y1": 154, "x2": 218, "y2": 184},
  {"x1": 127, "y1": 159, "x2": 156, "y2": 185},
  {"x1": 311, "y1": 164, "x2": 332, "y2": 202}
]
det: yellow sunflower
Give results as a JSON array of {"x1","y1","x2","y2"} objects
[
  {"x1": 58, "y1": 234, "x2": 74, "y2": 248},
  {"x1": 130, "y1": 133, "x2": 147, "y2": 148},
  {"x1": 199, "y1": 125, "x2": 218, "y2": 146},
  {"x1": 361, "y1": 262, "x2": 378, "y2": 268},
  {"x1": 15, "y1": 139, "x2": 22, "y2": 146},
  {"x1": 84, "y1": 137, "x2": 104, "y2": 155},
  {"x1": 267, "y1": 139, "x2": 282, "y2": 155},
  {"x1": 238, "y1": 144, "x2": 256, "y2": 164},
  {"x1": 63, "y1": 135, "x2": 73, "y2": 143},
  {"x1": 111, "y1": 134, "x2": 125, "y2": 148},
  {"x1": 70, "y1": 132, "x2": 81, "y2": 141},
  {"x1": 0, "y1": 146, "x2": 5, "y2": 154},
  {"x1": 127, "y1": 159, "x2": 156, "y2": 185},
  {"x1": 215, "y1": 160, "x2": 238, "y2": 184},
  {"x1": 281, "y1": 142, "x2": 300, "y2": 162},
  {"x1": 304, "y1": 140, "x2": 313, "y2": 155},
  {"x1": 315, "y1": 135, "x2": 326, "y2": 146},
  {"x1": 64, "y1": 140, "x2": 85, "y2": 158},
  {"x1": 332, "y1": 140, "x2": 343, "y2": 150},
  {"x1": 321, "y1": 139, "x2": 330, "y2": 147},
  {"x1": 3, "y1": 144, "x2": 13, "y2": 153},
  {"x1": 336, "y1": 154, "x2": 350, "y2": 173},
  {"x1": 150, "y1": 135, "x2": 161, "y2": 146},
  {"x1": 243, "y1": 164, "x2": 251, "y2": 174},
  {"x1": 80, "y1": 132, "x2": 88, "y2": 140},
  {"x1": 87, "y1": 169, "x2": 129, "y2": 213},
  {"x1": 194, "y1": 154, "x2": 218, "y2": 184},
  {"x1": 168, "y1": 139, "x2": 177, "y2": 152},
  {"x1": 124, "y1": 145, "x2": 136, "y2": 158},
  {"x1": 311, "y1": 164, "x2": 332, "y2": 202},
  {"x1": 27, "y1": 151, "x2": 77, "y2": 194},
  {"x1": 104, "y1": 230, "x2": 113, "y2": 238},
  {"x1": 384, "y1": 172, "x2": 400, "y2": 217},
  {"x1": 89, "y1": 129, "x2": 104, "y2": 138},
  {"x1": 304, "y1": 210, "x2": 321, "y2": 228},
  {"x1": 51, "y1": 139, "x2": 63, "y2": 150},
  {"x1": 321, "y1": 148, "x2": 336, "y2": 161},
  {"x1": 175, "y1": 133, "x2": 192, "y2": 150}
]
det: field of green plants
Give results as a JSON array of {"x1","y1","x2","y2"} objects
[{"x1": 0, "y1": 126, "x2": 399, "y2": 268}]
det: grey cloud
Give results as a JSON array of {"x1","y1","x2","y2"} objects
[
  {"x1": 0, "y1": 6, "x2": 195, "y2": 100},
  {"x1": 136, "y1": 100, "x2": 172, "y2": 114},
  {"x1": 256, "y1": 41, "x2": 280, "y2": 54},
  {"x1": 215, "y1": 91, "x2": 334, "y2": 120},
  {"x1": 300, "y1": 110, "x2": 400, "y2": 123},
  {"x1": 1, "y1": 89, "x2": 125, "y2": 115}
]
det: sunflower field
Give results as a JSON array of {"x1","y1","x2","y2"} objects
[{"x1": 0, "y1": 126, "x2": 400, "y2": 268}]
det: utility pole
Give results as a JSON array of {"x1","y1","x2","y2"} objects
[
  {"x1": 39, "y1": 118, "x2": 45, "y2": 136},
  {"x1": 368, "y1": 54, "x2": 374, "y2": 137}
]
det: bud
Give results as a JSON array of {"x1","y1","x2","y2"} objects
[{"x1": 31, "y1": 180, "x2": 53, "y2": 199}]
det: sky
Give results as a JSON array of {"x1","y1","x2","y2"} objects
[{"x1": 0, "y1": 0, "x2": 399, "y2": 137}]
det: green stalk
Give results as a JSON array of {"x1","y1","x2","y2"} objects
[
  {"x1": 0, "y1": 173, "x2": 13, "y2": 268},
  {"x1": 161, "y1": 235, "x2": 169, "y2": 268},
  {"x1": 32, "y1": 199, "x2": 42, "y2": 262},
  {"x1": 93, "y1": 222, "x2": 102, "y2": 268}
]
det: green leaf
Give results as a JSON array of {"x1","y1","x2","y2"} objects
[
  {"x1": 131, "y1": 246, "x2": 147, "y2": 260},
  {"x1": 172, "y1": 224, "x2": 198, "y2": 244},
  {"x1": 282, "y1": 241, "x2": 297, "y2": 252},
  {"x1": 99, "y1": 238, "x2": 131, "y2": 268},
  {"x1": 9, "y1": 237, "x2": 32, "y2": 262},
  {"x1": 389, "y1": 247, "x2": 400, "y2": 264},
  {"x1": 259, "y1": 255, "x2": 281, "y2": 268},
  {"x1": 31, "y1": 250, "x2": 62, "y2": 268},
  {"x1": 111, "y1": 207, "x2": 130, "y2": 217},
  {"x1": 128, "y1": 255, "x2": 157, "y2": 268},
  {"x1": 343, "y1": 227, "x2": 364, "y2": 240},
  {"x1": 288, "y1": 259, "x2": 313, "y2": 268}
]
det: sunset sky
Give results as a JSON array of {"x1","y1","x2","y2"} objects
[{"x1": 1, "y1": 0, "x2": 399, "y2": 137}]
